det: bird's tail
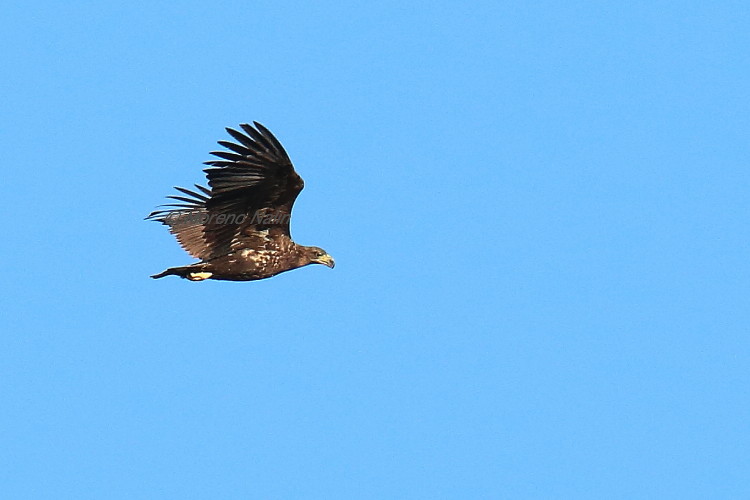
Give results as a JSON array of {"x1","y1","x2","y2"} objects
[
  {"x1": 151, "y1": 268, "x2": 176, "y2": 279},
  {"x1": 151, "y1": 265, "x2": 206, "y2": 280}
]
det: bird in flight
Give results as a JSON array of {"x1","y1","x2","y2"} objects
[{"x1": 147, "y1": 122, "x2": 334, "y2": 281}]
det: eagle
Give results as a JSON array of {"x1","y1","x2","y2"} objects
[{"x1": 147, "y1": 122, "x2": 335, "y2": 281}]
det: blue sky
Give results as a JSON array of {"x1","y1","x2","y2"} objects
[{"x1": 2, "y1": 1, "x2": 749, "y2": 498}]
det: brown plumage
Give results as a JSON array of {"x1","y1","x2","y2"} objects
[{"x1": 147, "y1": 122, "x2": 334, "y2": 281}]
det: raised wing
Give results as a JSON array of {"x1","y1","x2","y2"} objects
[{"x1": 148, "y1": 122, "x2": 305, "y2": 259}]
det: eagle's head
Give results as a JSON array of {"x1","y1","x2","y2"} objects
[{"x1": 301, "y1": 246, "x2": 335, "y2": 269}]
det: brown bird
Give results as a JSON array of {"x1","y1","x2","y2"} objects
[{"x1": 147, "y1": 122, "x2": 334, "y2": 281}]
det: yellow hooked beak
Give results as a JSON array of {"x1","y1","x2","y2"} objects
[{"x1": 315, "y1": 254, "x2": 335, "y2": 268}]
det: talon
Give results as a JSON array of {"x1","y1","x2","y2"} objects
[{"x1": 187, "y1": 272, "x2": 212, "y2": 281}]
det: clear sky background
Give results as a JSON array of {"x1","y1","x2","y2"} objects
[{"x1": 2, "y1": 1, "x2": 749, "y2": 498}]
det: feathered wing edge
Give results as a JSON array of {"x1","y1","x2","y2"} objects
[
  {"x1": 203, "y1": 121, "x2": 293, "y2": 197},
  {"x1": 146, "y1": 184, "x2": 213, "y2": 260}
]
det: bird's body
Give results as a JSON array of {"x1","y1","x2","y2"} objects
[
  {"x1": 147, "y1": 122, "x2": 334, "y2": 281},
  {"x1": 151, "y1": 230, "x2": 319, "y2": 282}
]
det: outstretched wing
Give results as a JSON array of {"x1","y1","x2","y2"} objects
[
  {"x1": 148, "y1": 122, "x2": 304, "y2": 259},
  {"x1": 202, "y1": 122, "x2": 304, "y2": 257}
]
